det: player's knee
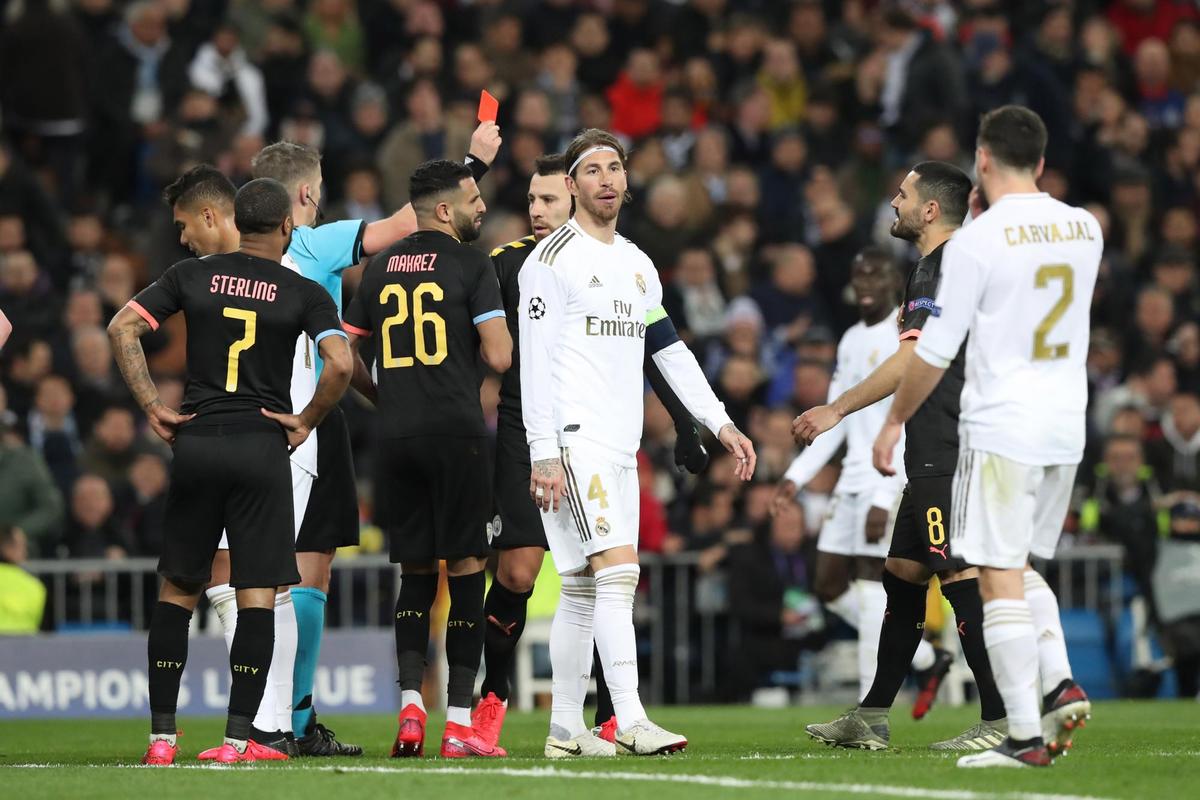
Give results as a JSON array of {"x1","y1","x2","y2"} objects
[
  {"x1": 497, "y1": 551, "x2": 542, "y2": 594},
  {"x1": 813, "y1": 574, "x2": 846, "y2": 604},
  {"x1": 884, "y1": 557, "x2": 932, "y2": 585}
]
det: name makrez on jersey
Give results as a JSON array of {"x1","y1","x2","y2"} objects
[{"x1": 585, "y1": 299, "x2": 645, "y2": 339}]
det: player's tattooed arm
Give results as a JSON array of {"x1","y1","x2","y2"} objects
[
  {"x1": 530, "y1": 457, "x2": 567, "y2": 513},
  {"x1": 717, "y1": 423, "x2": 756, "y2": 481},
  {"x1": 107, "y1": 306, "x2": 193, "y2": 444}
]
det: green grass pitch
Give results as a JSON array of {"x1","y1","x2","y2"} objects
[{"x1": 3, "y1": 703, "x2": 1198, "y2": 799}]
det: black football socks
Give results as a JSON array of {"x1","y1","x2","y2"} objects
[
  {"x1": 445, "y1": 571, "x2": 487, "y2": 710},
  {"x1": 480, "y1": 577, "x2": 534, "y2": 702},
  {"x1": 394, "y1": 573, "x2": 439, "y2": 694},
  {"x1": 941, "y1": 577, "x2": 1006, "y2": 721},
  {"x1": 147, "y1": 601, "x2": 193, "y2": 735},
  {"x1": 226, "y1": 607, "x2": 274, "y2": 742},
  {"x1": 861, "y1": 569, "x2": 929, "y2": 710}
]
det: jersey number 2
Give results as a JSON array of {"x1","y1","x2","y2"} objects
[
  {"x1": 380, "y1": 283, "x2": 448, "y2": 368},
  {"x1": 223, "y1": 307, "x2": 257, "y2": 392},
  {"x1": 1033, "y1": 264, "x2": 1073, "y2": 361}
]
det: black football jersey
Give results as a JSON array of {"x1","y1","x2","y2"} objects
[
  {"x1": 897, "y1": 241, "x2": 966, "y2": 477},
  {"x1": 343, "y1": 230, "x2": 505, "y2": 438},
  {"x1": 490, "y1": 235, "x2": 536, "y2": 435},
  {"x1": 129, "y1": 252, "x2": 343, "y2": 423}
]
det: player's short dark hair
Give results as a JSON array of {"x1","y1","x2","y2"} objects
[
  {"x1": 251, "y1": 141, "x2": 322, "y2": 192},
  {"x1": 564, "y1": 128, "x2": 628, "y2": 178},
  {"x1": 409, "y1": 159, "x2": 473, "y2": 214},
  {"x1": 535, "y1": 153, "x2": 566, "y2": 176},
  {"x1": 977, "y1": 105, "x2": 1047, "y2": 172},
  {"x1": 235, "y1": 178, "x2": 292, "y2": 235},
  {"x1": 911, "y1": 161, "x2": 972, "y2": 226},
  {"x1": 162, "y1": 165, "x2": 235, "y2": 211}
]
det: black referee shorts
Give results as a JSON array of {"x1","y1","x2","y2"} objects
[
  {"x1": 492, "y1": 426, "x2": 548, "y2": 551},
  {"x1": 159, "y1": 421, "x2": 301, "y2": 590},
  {"x1": 376, "y1": 435, "x2": 492, "y2": 563},
  {"x1": 296, "y1": 405, "x2": 360, "y2": 552},
  {"x1": 888, "y1": 475, "x2": 969, "y2": 574}
]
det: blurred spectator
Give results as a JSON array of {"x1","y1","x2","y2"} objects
[
  {"x1": 26, "y1": 375, "x2": 83, "y2": 500},
  {"x1": 1094, "y1": 354, "x2": 1177, "y2": 433},
  {"x1": 1169, "y1": 322, "x2": 1200, "y2": 393},
  {"x1": 757, "y1": 39, "x2": 807, "y2": 131},
  {"x1": 663, "y1": 247, "x2": 727, "y2": 344},
  {"x1": 0, "y1": 0, "x2": 89, "y2": 208},
  {"x1": 303, "y1": 0, "x2": 364, "y2": 75},
  {"x1": 0, "y1": 410, "x2": 64, "y2": 556},
  {"x1": 725, "y1": 497, "x2": 819, "y2": 699},
  {"x1": 0, "y1": 250, "x2": 60, "y2": 340},
  {"x1": 629, "y1": 176, "x2": 694, "y2": 273},
  {"x1": 1126, "y1": 286, "x2": 1177, "y2": 367},
  {"x1": 327, "y1": 164, "x2": 384, "y2": 224},
  {"x1": 1151, "y1": 497, "x2": 1200, "y2": 697},
  {"x1": 2, "y1": 337, "x2": 54, "y2": 418},
  {"x1": 1149, "y1": 392, "x2": 1200, "y2": 491},
  {"x1": 570, "y1": 12, "x2": 621, "y2": 92},
  {"x1": 79, "y1": 406, "x2": 143, "y2": 492},
  {"x1": 0, "y1": 525, "x2": 46, "y2": 634},
  {"x1": 71, "y1": 327, "x2": 132, "y2": 434},
  {"x1": 1135, "y1": 37, "x2": 1187, "y2": 129},
  {"x1": 750, "y1": 244, "x2": 826, "y2": 336},
  {"x1": 187, "y1": 22, "x2": 269, "y2": 137},
  {"x1": 123, "y1": 452, "x2": 168, "y2": 556},
  {"x1": 1107, "y1": 0, "x2": 1198, "y2": 57},
  {"x1": 606, "y1": 48, "x2": 664, "y2": 139},
  {"x1": 63, "y1": 473, "x2": 130, "y2": 560},
  {"x1": 377, "y1": 79, "x2": 472, "y2": 210}
]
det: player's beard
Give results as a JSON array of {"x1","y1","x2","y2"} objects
[
  {"x1": 452, "y1": 209, "x2": 483, "y2": 243},
  {"x1": 578, "y1": 190, "x2": 622, "y2": 224},
  {"x1": 890, "y1": 207, "x2": 921, "y2": 242}
]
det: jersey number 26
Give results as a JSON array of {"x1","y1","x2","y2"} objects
[{"x1": 380, "y1": 282, "x2": 448, "y2": 368}]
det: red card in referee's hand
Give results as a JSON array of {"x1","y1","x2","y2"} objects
[{"x1": 477, "y1": 90, "x2": 499, "y2": 123}]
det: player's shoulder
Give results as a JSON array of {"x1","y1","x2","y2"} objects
[
  {"x1": 490, "y1": 235, "x2": 537, "y2": 259},
  {"x1": 531, "y1": 221, "x2": 584, "y2": 268}
]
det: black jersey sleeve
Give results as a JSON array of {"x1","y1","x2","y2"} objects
[
  {"x1": 301, "y1": 281, "x2": 347, "y2": 345},
  {"x1": 898, "y1": 267, "x2": 942, "y2": 341},
  {"x1": 128, "y1": 261, "x2": 186, "y2": 330},
  {"x1": 467, "y1": 249, "x2": 505, "y2": 325},
  {"x1": 342, "y1": 266, "x2": 374, "y2": 337}
]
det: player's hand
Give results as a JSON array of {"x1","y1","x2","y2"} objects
[
  {"x1": 718, "y1": 423, "x2": 756, "y2": 481},
  {"x1": 260, "y1": 408, "x2": 313, "y2": 452},
  {"x1": 872, "y1": 420, "x2": 904, "y2": 477},
  {"x1": 865, "y1": 505, "x2": 890, "y2": 543},
  {"x1": 470, "y1": 121, "x2": 502, "y2": 165},
  {"x1": 793, "y1": 404, "x2": 841, "y2": 445},
  {"x1": 530, "y1": 457, "x2": 567, "y2": 513},
  {"x1": 770, "y1": 479, "x2": 798, "y2": 517},
  {"x1": 674, "y1": 420, "x2": 709, "y2": 474},
  {"x1": 145, "y1": 400, "x2": 194, "y2": 445}
]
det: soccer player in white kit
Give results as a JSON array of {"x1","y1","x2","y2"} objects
[
  {"x1": 875, "y1": 106, "x2": 1099, "y2": 768},
  {"x1": 519, "y1": 129, "x2": 757, "y2": 756},
  {"x1": 774, "y1": 248, "x2": 941, "y2": 702}
]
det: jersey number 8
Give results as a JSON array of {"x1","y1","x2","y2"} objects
[{"x1": 380, "y1": 282, "x2": 448, "y2": 368}]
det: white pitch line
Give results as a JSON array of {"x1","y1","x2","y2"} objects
[{"x1": 2, "y1": 762, "x2": 1119, "y2": 800}]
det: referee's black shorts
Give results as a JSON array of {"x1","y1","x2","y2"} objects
[
  {"x1": 376, "y1": 435, "x2": 492, "y2": 563},
  {"x1": 492, "y1": 425, "x2": 548, "y2": 550},
  {"x1": 296, "y1": 405, "x2": 360, "y2": 552},
  {"x1": 159, "y1": 420, "x2": 300, "y2": 590}
]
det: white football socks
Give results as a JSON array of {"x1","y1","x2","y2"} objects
[
  {"x1": 206, "y1": 583, "x2": 237, "y2": 653},
  {"x1": 911, "y1": 638, "x2": 937, "y2": 672},
  {"x1": 1024, "y1": 568, "x2": 1073, "y2": 696},
  {"x1": 446, "y1": 706, "x2": 472, "y2": 727},
  {"x1": 401, "y1": 690, "x2": 426, "y2": 712},
  {"x1": 982, "y1": 599, "x2": 1041, "y2": 741},
  {"x1": 593, "y1": 564, "x2": 647, "y2": 729},
  {"x1": 825, "y1": 585, "x2": 860, "y2": 628},
  {"x1": 856, "y1": 579, "x2": 887, "y2": 702},
  {"x1": 549, "y1": 576, "x2": 595, "y2": 738}
]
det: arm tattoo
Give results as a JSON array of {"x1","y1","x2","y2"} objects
[
  {"x1": 532, "y1": 458, "x2": 561, "y2": 479},
  {"x1": 110, "y1": 316, "x2": 160, "y2": 410}
]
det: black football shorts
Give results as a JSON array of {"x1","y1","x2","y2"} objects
[
  {"x1": 491, "y1": 426, "x2": 548, "y2": 551},
  {"x1": 295, "y1": 405, "x2": 360, "y2": 552},
  {"x1": 888, "y1": 474, "x2": 969, "y2": 573}
]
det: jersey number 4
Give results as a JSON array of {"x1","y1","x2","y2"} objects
[
  {"x1": 223, "y1": 307, "x2": 257, "y2": 392},
  {"x1": 380, "y1": 283, "x2": 448, "y2": 368},
  {"x1": 1033, "y1": 264, "x2": 1073, "y2": 361}
]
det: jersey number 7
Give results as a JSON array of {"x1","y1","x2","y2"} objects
[
  {"x1": 223, "y1": 307, "x2": 257, "y2": 392},
  {"x1": 380, "y1": 282, "x2": 448, "y2": 368}
]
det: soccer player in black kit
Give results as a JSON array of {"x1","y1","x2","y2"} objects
[
  {"x1": 108, "y1": 178, "x2": 352, "y2": 765},
  {"x1": 341, "y1": 159, "x2": 511, "y2": 759},
  {"x1": 796, "y1": 162, "x2": 1009, "y2": 751},
  {"x1": 470, "y1": 154, "x2": 710, "y2": 750}
]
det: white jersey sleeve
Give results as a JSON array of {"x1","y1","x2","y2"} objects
[
  {"x1": 519, "y1": 256, "x2": 571, "y2": 463},
  {"x1": 914, "y1": 239, "x2": 985, "y2": 370}
]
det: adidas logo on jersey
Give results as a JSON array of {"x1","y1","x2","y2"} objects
[{"x1": 589, "y1": 275, "x2": 603, "y2": 288}]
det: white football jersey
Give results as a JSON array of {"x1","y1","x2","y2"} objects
[
  {"x1": 784, "y1": 312, "x2": 906, "y2": 505},
  {"x1": 519, "y1": 218, "x2": 728, "y2": 467},
  {"x1": 283, "y1": 251, "x2": 318, "y2": 476},
  {"x1": 916, "y1": 192, "x2": 1101, "y2": 466}
]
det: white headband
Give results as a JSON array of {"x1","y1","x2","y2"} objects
[{"x1": 569, "y1": 145, "x2": 620, "y2": 176}]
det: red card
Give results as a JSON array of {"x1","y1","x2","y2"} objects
[{"x1": 477, "y1": 90, "x2": 499, "y2": 123}]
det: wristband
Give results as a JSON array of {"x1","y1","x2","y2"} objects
[{"x1": 465, "y1": 153, "x2": 489, "y2": 182}]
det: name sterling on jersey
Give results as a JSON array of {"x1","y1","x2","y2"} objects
[{"x1": 585, "y1": 300, "x2": 645, "y2": 338}]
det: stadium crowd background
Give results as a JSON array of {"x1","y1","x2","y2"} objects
[{"x1": 1, "y1": 0, "x2": 1199, "y2": 699}]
